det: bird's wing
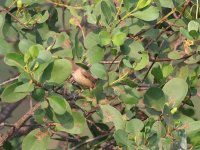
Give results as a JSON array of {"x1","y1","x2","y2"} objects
[{"x1": 80, "y1": 69, "x2": 97, "y2": 84}]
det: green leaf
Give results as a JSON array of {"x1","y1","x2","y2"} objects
[
  {"x1": 38, "y1": 50, "x2": 52, "y2": 63},
  {"x1": 136, "y1": 0, "x2": 152, "y2": 9},
  {"x1": 47, "y1": 95, "x2": 68, "y2": 115},
  {"x1": 114, "y1": 129, "x2": 133, "y2": 146},
  {"x1": 32, "y1": 88, "x2": 45, "y2": 102},
  {"x1": 100, "y1": 104, "x2": 125, "y2": 130},
  {"x1": 84, "y1": 32, "x2": 100, "y2": 50},
  {"x1": 46, "y1": 32, "x2": 69, "y2": 49},
  {"x1": 0, "y1": 14, "x2": 5, "y2": 29},
  {"x1": 119, "y1": 94, "x2": 139, "y2": 104},
  {"x1": 101, "y1": 1, "x2": 112, "y2": 24},
  {"x1": 55, "y1": 112, "x2": 86, "y2": 134},
  {"x1": 121, "y1": 40, "x2": 144, "y2": 59},
  {"x1": 34, "y1": 109, "x2": 46, "y2": 124},
  {"x1": 90, "y1": 63, "x2": 107, "y2": 80},
  {"x1": 151, "y1": 65, "x2": 163, "y2": 82},
  {"x1": 112, "y1": 32, "x2": 126, "y2": 46},
  {"x1": 159, "y1": 0, "x2": 174, "y2": 8},
  {"x1": 42, "y1": 59, "x2": 72, "y2": 84},
  {"x1": 124, "y1": 0, "x2": 136, "y2": 9},
  {"x1": 87, "y1": 46, "x2": 104, "y2": 64},
  {"x1": 1, "y1": 82, "x2": 28, "y2": 103},
  {"x1": 125, "y1": 119, "x2": 144, "y2": 134},
  {"x1": 52, "y1": 111, "x2": 74, "y2": 129},
  {"x1": 29, "y1": 45, "x2": 45, "y2": 59},
  {"x1": 144, "y1": 87, "x2": 166, "y2": 111},
  {"x1": 123, "y1": 59, "x2": 133, "y2": 68},
  {"x1": 22, "y1": 129, "x2": 50, "y2": 150},
  {"x1": 18, "y1": 39, "x2": 34, "y2": 54},
  {"x1": 4, "y1": 53, "x2": 25, "y2": 69},
  {"x1": 162, "y1": 78, "x2": 188, "y2": 107},
  {"x1": 168, "y1": 51, "x2": 183, "y2": 59},
  {"x1": 99, "y1": 30, "x2": 111, "y2": 45},
  {"x1": 132, "y1": 6, "x2": 159, "y2": 21},
  {"x1": 185, "y1": 121, "x2": 200, "y2": 135},
  {"x1": 178, "y1": 66, "x2": 189, "y2": 80},
  {"x1": 14, "y1": 82, "x2": 34, "y2": 93},
  {"x1": 133, "y1": 52, "x2": 149, "y2": 70},
  {"x1": 180, "y1": 28, "x2": 193, "y2": 39},
  {"x1": 37, "y1": 11, "x2": 49, "y2": 24},
  {"x1": 162, "y1": 64, "x2": 173, "y2": 78},
  {"x1": 188, "y1": 20, "x2": 199, "y2": 32}
]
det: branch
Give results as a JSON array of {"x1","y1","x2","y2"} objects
[
  {"x1": 0, "y1": 8, "x2": 32, "y2": 29},
  {"x1": 178, "y1": 0, "x2": 191, "y2": 18},
  {"x1": 71, "y1": 132, "x2": 113, "y2": 150},
  {"x1": 0, "y1": 101, "x2": 22, "y2": 123},
  {"x1": 100, "y1": 60, "x2": 120, "y2": 64},
  {"x1": 0, "y1": 75, "x2": 19, "y2": 86},
  {"x1": 0, "y1": 103, "x2": 40, "y2": 146}
]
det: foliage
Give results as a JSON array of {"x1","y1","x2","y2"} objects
[{"x1": 0, "y1": 0, "x2": 200, "y2": 149}]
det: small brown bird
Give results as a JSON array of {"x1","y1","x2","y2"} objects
[{"x1": 70, "y1": 60, "x2": 97, "y2": 88}]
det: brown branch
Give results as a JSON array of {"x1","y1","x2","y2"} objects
[
  {"x1": 178, "y1": 0, "x2": 191, "y2": 18},
  {"x1": 0, "y1": 8, "x2": 31, "y2": 29},
  {"x1": 0, "y1": 101, "x2": 22, "y2": 123},
  {"x1": 0, "y1": 75, "x2": 19, "y2": 86},
  {"x1": 51, "y1": 131, "x2": 81, "y2": 142},
  {"x1": 108, "y1": 54, "x2": 121, "y2": 71},
  {"x1": 0, "y1": 103, "x2": 40, "y2": 147},
  {"x1": 71, "y1": 132, "x2": 113, "y2": 150},
  {"x1": 142, "y1": 40, "x2": 165, "y2": 83}
]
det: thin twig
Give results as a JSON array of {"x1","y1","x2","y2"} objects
[
  {"x1": 108, "y1": 54, "x2": 121, "y2": 71},
  {"x1": 100, "y1": 60, "x2": 120, "y2": 64},
  {"x1": 0, "y1": 8, "x2": 31, "y2": 29},
  {"x1": 142, "y1": 40, "x2": 165, "y2": 83},
  {"x1": 0, "y1": 75, "x2": 19, "y2": 86},
  {"x1": 71, "y1": 132, "x2": 113, "y2": 150}
]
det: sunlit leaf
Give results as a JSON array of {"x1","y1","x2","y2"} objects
[
  {"x1": 100, "y1": 104, "x2": 125, "y2": 130},
  {"x1": 1, "y1": 82, "x2": 28, "y2": 103},
  {"x1": 22, "y1": 129, "x2": 50, "y2": 150},
  {"x1": 162, "y1": 78, "x2": 188, "y2": 107}
]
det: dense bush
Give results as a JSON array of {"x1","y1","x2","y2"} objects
[{"x1": 0, "y1": 0, "x2": 200, "y2": 149}]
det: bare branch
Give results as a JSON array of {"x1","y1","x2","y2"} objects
[
  {"x1": 0, "y1": 103, "x2": 40, "y2": 146},
  {"x1": 71, "y1": 132, "x2": 113, "y2": 150},
  {"x1": 0, "y1": 75, "x2": 19, "y2": 86},
  {"x1": 0, "y1": 101, "x2": 22, "y2": 123}
]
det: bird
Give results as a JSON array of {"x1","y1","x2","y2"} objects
[{"x1": 68, "y1": 59, "x2": 97, "y2": 89}]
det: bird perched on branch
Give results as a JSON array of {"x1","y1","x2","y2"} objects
[{"x1": 68, "y1": 59, "x2": 97, "y2": 89}]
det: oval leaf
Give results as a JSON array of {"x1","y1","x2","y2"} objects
[
  {"x1": 42, "y1": 59, "x2": 72, "y2": 84},
  {"x1": 162, "y1": 78, "x2": 188, "y2": 107},
  {"x1": 112, "y1": 32, "x2": 126, "y2": 46},
  {"x1": 4, "y1": 53, "x2": 25, "y2": 69},
  {"x1": 1, "y1": 82, "x2": 28, "y2": 103},
  {"x1": 22, "y1": 129, "x2": 50, "y2": 150},
  {"x1": 47, "y1": 95, "x2": 68, "y2": 115},
  {"x1": 100, "y1": 104, "x2": 125, "y2": 130},
  {"x1": 144, "y1": 87, "x2": 166, "y2": 111},
  {"x1": 55, "y1": 112, "x2": 86, "y2": 134},
  {"x1": 133, "y1": 52, "x2": 149, "y2": 70},
  {"x1": 90, "y1": 63, "x2": 107, "y2": 80},
  {"x1": 87, "y1": 46, "x2": 104, "y2": 64},
  {"x1": 133, "y1": 6, "x2": 159, "y2": 21}
]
